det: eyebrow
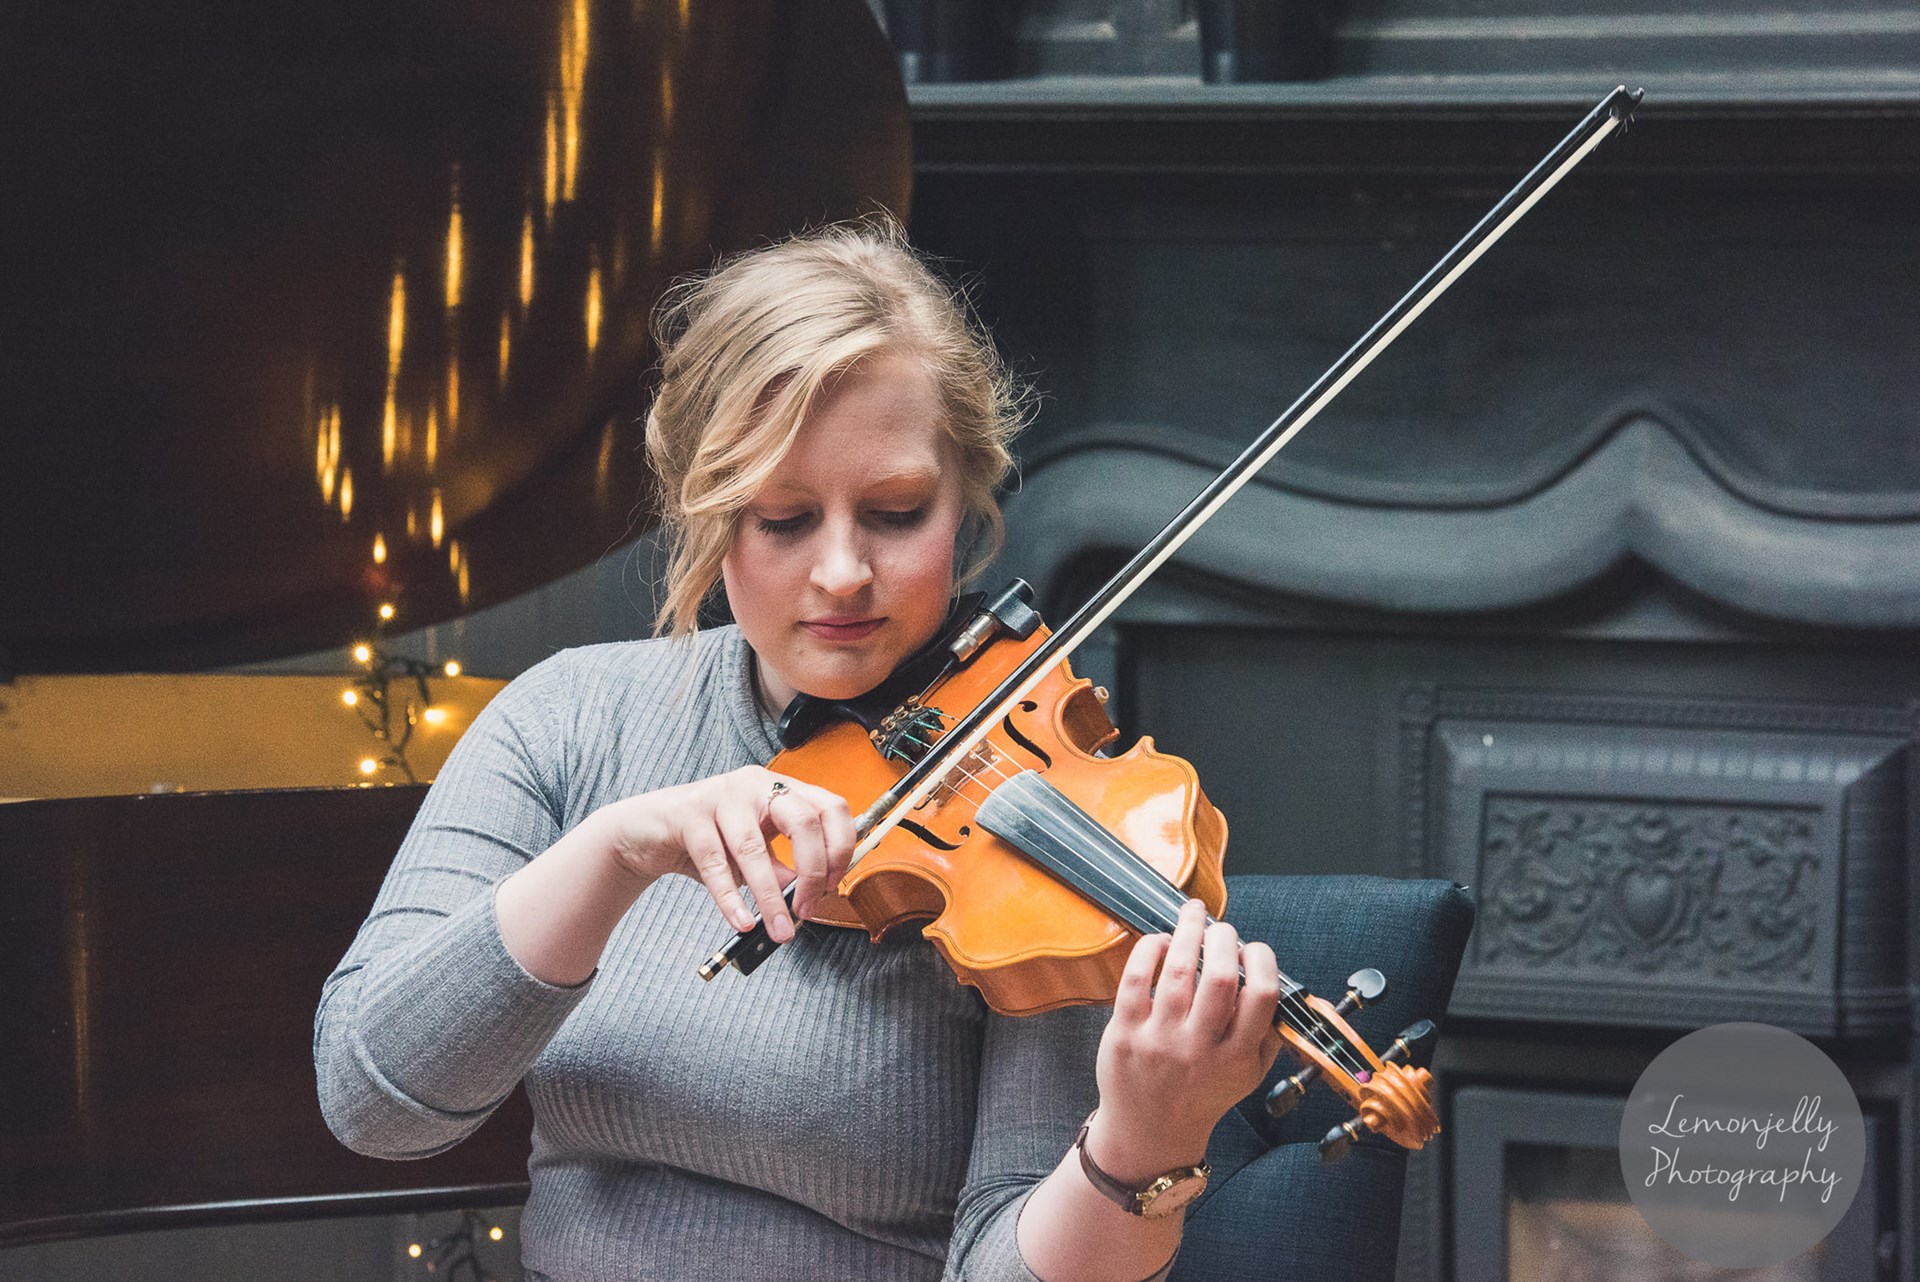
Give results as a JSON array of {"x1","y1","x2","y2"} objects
[{"x1": 759, "y1": 463, "x2": 943, "y2": 496}]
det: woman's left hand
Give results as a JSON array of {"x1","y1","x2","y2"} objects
[{"x1": 1085, "y1": 899, "x2": 1286, "y2": 1179}]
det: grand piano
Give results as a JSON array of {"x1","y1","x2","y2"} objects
[{"x1": 1, "y1": 0, "x2": 909, "y2": 1261}]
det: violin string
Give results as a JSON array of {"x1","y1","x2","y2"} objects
[
  {"x1": 917, "y1": 741, "x2": 1368, "y2": 1079},
  {"x1": 898, "y1": 733, "x2": 1372, "y2": 1081},
  {"x1": 898, "y1": 735, "x2": 1370, "y2": 1078}
]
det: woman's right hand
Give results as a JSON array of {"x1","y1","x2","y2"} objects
[{"x1": 599, "y1": 766, "x2": 857, "y2": 942}]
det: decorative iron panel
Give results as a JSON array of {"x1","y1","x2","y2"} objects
[{"x1": 1401, "y1": 688, "x2": 1910, "y2": 1036}]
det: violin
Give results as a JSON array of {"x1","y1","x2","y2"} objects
[{"x1": 697, "y1": 86, "x2": 1644, "y2": 1161}]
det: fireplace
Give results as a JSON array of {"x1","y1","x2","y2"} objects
[{"x1": 1450, "y1": 1088, "x2": 1891, "y2": 1280}]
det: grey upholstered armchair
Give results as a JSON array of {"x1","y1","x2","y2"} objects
[{"x1": 1173, "y1": 875, "x2": 1475, "y2": 1282}]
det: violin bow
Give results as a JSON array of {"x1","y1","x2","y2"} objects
[{"x1": 701, "y1": 85, "x2": 1644, "y2": 981}]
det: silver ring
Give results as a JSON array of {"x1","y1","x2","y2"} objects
[{"x1": 768, "y1": 780, "x2": 790, "y2": 802}]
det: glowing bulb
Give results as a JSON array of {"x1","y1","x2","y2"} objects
[
  {"x1": 373, "y1": 533, "x2": 387, "y2": 564},
  {"x1": 359, "y1": 758, "x2": 379, "y2": 776},
  {"x1": 408, "y1": 1244, "x2": 423, "y2": 1259},
  {"x1": 341, "y1": 689, "x2": 359, "y2": 707},
  {"x1": 422, "y1": 707, "x2": 447, "y2": 725},
  {"x1": 489, "y1": 1226, "x2": 504, "y2": 1242},
  {"x1": 378, "y1": 602, "x2": 396, "y2": 621},
  {"x1": 443, "y1": 660, "x2": 462, "y2": 677},
  {"x1": 353, "y1": 644, "x2": 372, "y2": 664}
]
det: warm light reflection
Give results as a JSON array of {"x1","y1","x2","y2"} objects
[
  {"x1": 585, "y1": 252, "x2": 603, "y2": 356},
  {"x1": 430, "y1": 491, "x2": 445, "y2": 547},
  {"x1": 519, "y1": 211, "x2": 536, "y2": 309},
  {"x1": 340, "y1": 468, "x2": 355, "y2": 520},
  {"x1": 382, "y1": 390, "x2": 397, "y2": 470},
  {"x1": 316, "y1": 404, "x2": 342, "y2": 503},
  {"x1": 425, "y1": 404, "x2": 439, "y2": 471},
  {"x1": 448, "y1": 539, "x2": 462, "y2": 573},
  {"x1": 387, "y1": 270, "x2": 407, "y2": 381},
  {"x1": 372, "y1": 533, "x2": 387, "y2": 565},
  {"x1": 445, "y1": 182, "x2": 464, "y2": 312},
  {"x1": 543, "y1": 98, "x2": 559, "y2": 219},
  {"x1": 650, "y1": 148, "x2": 666, "y2": 254},
  {"x1": 561, "y1": 0, "x2": 590, "y2": 203},
  {"x1": 661, "y1": 70, "x2": 674, "y2": 126},
  {"x1": 458, "y1": 555, "x2": 471, "y2": 602},
  {"x1": 406, "y1": 507, "x2": 418, "y2": 539},
  {"x1": 595, "y1": 420, "x2": 615, "y2": 502},
  {"x1": 499, "y1": 311, "x2": 512, "y2": 386},
  {"x1": 446, "y1": 353, "x2": 460, "y2": 437}
]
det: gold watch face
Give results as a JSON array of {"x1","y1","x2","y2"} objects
[{"x1": 1136, "y1": 1168, "x2": 1208, "y2": 1218}]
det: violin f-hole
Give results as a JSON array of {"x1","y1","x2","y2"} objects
[{"x1": 1001, "y1": 701, "x2": 1053, "y2": 768}]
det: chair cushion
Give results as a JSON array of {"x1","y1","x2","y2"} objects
[{"x1": 1168, "y1": 875, "x2": 1474, "y2": 1282}]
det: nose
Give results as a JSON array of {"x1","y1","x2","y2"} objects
[{"x1": 809, "y1": 519, "x2": 873, "y2": 598}]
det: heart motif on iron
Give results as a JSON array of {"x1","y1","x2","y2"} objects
[{"x1": 1616, "y1": 866, "x2": 1683, "y2": 941}]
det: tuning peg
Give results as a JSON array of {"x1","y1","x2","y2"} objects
[
  {"x1": 1382, "y1": 1019, "x2": 1437, "y2": 1067},
  {"x1": 1334, "y1": 968, "x2": 1386, "y2": 1016},
  {"x1": 1319, "y1": 1116, "x2": 1368, "y2": 1164},
  {"x1": 1264, "y1": 1062, "x2": 1322, "y2": 1118}
]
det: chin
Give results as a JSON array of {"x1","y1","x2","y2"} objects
[
  {"x1": 796, "y1": 666, "x2": 890, "y2": 702},
  {"x1": 790, "y1": 646, "x2": 903, "y2": 702}
]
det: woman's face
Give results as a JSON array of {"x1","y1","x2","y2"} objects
[{"x1": 723, "y1": 352, "x2": 967, "y2": 713}]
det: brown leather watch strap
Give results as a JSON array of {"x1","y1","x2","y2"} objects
[{"x1": 1072, "y1": 1112, "x2": 1210, "y2": 1218}]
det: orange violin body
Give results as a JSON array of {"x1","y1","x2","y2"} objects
[
  {"x1": 768, "y1": 624, "x2": 1228, "y2": 1016},
  {"x1": 760, "y1": 620, "x2": 1441, "y2": 1153}
]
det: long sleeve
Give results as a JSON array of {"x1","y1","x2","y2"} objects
[
  {"x1": 945, "y1": 1003, "x2": 1107, "y2": 1282},
  {"x1": 314, "y1": 651, "x2": 593, "y2": 1158}
]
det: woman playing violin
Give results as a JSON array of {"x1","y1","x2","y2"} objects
[{"x1": 316, "y1": 220, "x2": 1285, "y2": 1282}]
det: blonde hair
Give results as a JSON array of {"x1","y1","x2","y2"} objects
[{"x1": 644, "y1": 218, "x2": 1024, "y2": 637}]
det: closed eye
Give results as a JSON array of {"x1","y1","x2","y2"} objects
[
  {"x1": 870, "y1": 508, "x2": 927, "y2": 530},
  {"x1": 753, "y1": 513, "x2": 813, "y2": 537}
]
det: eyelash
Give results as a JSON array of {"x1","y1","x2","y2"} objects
[{"x1": 753, "y1": 509, "x2": 928, "y2": 537}]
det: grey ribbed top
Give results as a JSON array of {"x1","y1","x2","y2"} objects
[{"x1": 315, "y1": 627, "x2": 1105, "y2": 1282}]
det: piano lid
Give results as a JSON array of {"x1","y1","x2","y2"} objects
[{"x1": 0, "y1": 0, "x2": 910, "y2": 675}]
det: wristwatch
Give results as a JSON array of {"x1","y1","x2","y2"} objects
[{"x1": 1073, "y1": 1112, "x2": 1210, "y2": 1219}]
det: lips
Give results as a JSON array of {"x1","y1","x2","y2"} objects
[{"x1": 801, "y1": 617, "x2": 885, "y2": 642}]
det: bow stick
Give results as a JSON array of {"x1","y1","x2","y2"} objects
[{"x1": 701, "y1": 84, "x2": 1645, "y2": 981}]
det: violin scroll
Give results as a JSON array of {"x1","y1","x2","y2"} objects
[
  {"x1": 1318, "y1": 1019, "x2": 1441, "y2": 1163},
  {"x1": 1264, "y1": 963, "x2": 1441, "y2": 1160}
]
